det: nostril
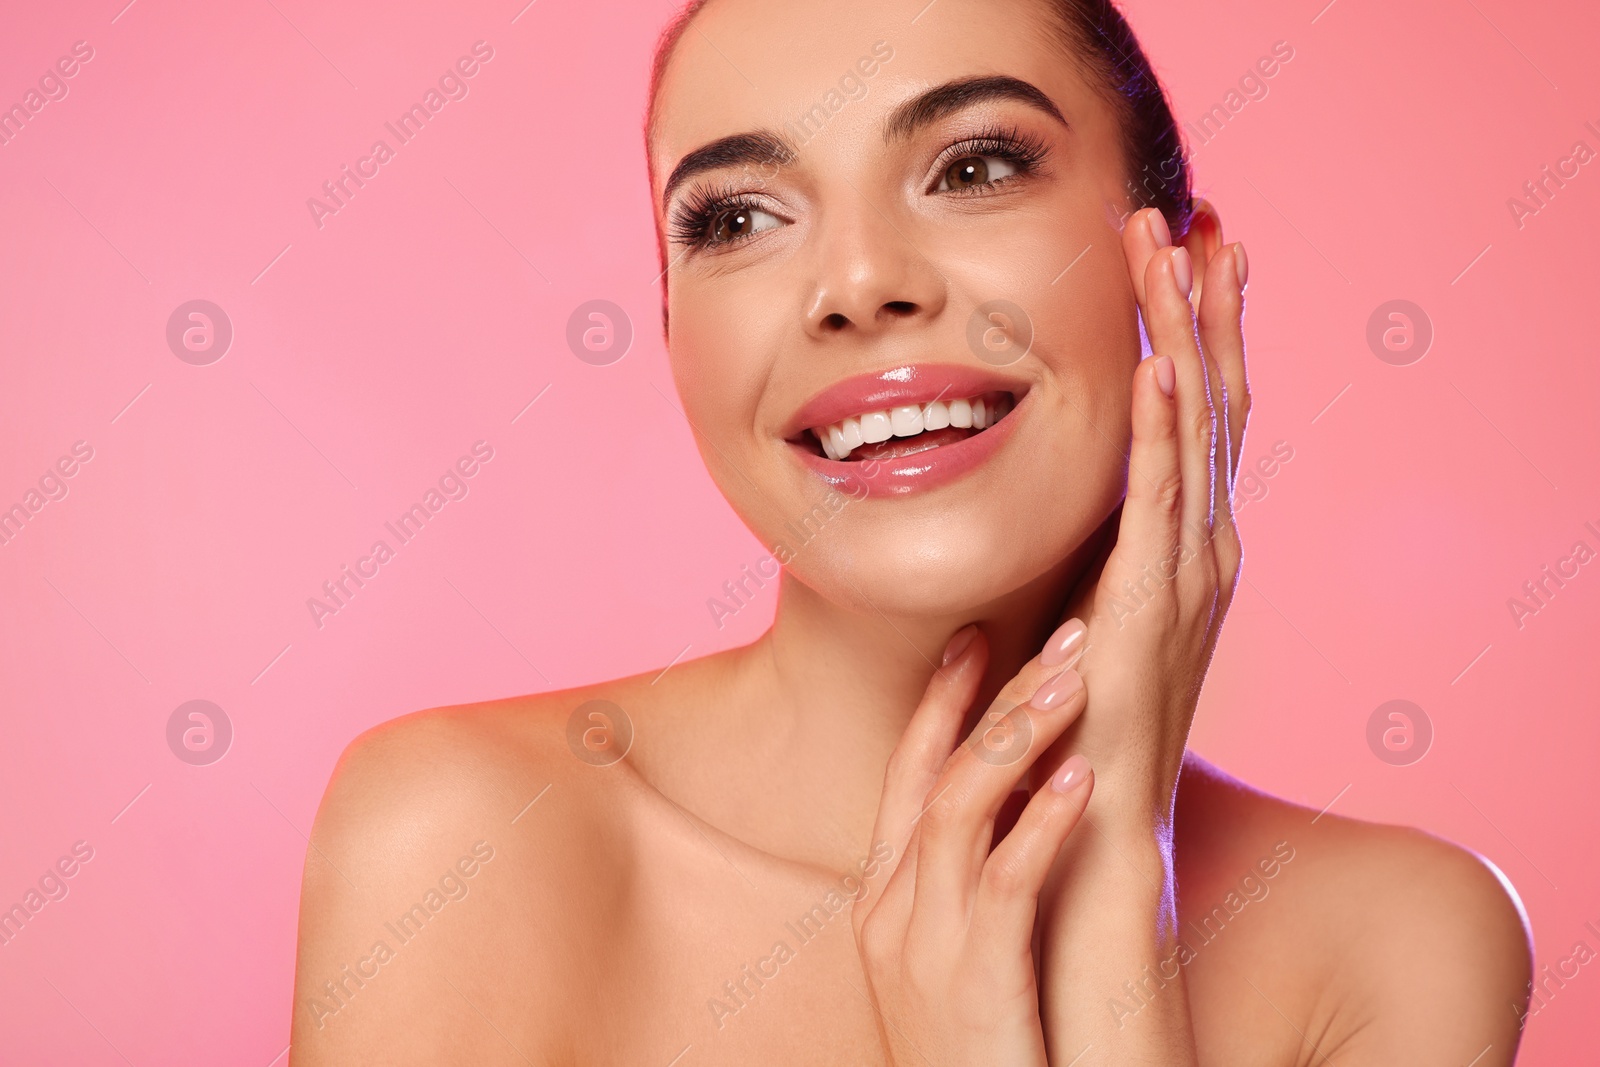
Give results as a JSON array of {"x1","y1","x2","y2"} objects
[
  {"x1": 881, "y1": 300, "x2": 917, "y2": 318},
  {"x1": 821, "y1": 312, "x2": 850, "y2": 331}
]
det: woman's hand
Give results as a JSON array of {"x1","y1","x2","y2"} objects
[
  {"x1": 1049, "y1": 204, "x2": 1252, "y2": 830},
  {"x1": 851, "y1": 626, "x2": 1095, "y2": 1066},
  {"x1": 1028, "y1": 205, "x2": 1250, "y2": 1065}
]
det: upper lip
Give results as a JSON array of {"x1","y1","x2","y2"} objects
[{"x1": 783, "y1": 363, "x2": 1031, "y2": 440}]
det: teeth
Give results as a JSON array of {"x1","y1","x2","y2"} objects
[
  {"x1": 891, "y1": 405, "x2": 924, "y2": 437},
  {"x1": 826, "y1": 424, "x2": 847, "y2": 459},
  {"x1": 809, "y1": 393, "x2": 1013, "y2": 460},
  {"x1": 840, "y1": 417, "x2": 864, "y2": 451},
  {"x1": 860, "y1": 411, "x2": 893, "y2": 444}
]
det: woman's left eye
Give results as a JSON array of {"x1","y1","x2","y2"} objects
[{"x1": 937, "y1": 154, "x2": 1020, "y2": 192}]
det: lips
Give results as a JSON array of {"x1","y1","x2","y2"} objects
[{"x1": 784, "y1": 364, "x2": 1028, "y2": 496}]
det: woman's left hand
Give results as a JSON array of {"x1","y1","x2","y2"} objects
[{"x1": 1041, "y1": 205, "x2": 1252, "y2": 831}]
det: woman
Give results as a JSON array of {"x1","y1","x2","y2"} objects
[{"x1": 289, "y1": 0, "x2": 1533, "y2": 1062}]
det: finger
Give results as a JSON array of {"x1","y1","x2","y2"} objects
[
  {"x1": 972, "y1": 755, "x2": 1094, "y2": 950},
  {"x1": 1197, "y1": 241, "x2": 1250, "y2": 490},
  {"x1": 1101, "y1": 354, "x2": 1184, "y2": 617},
  {"x1": 908, "y1": 639, "x2": 1090, "y2": 939},
  {"x1": 1197, "y1": 242, "x2": 1248, "y2": 593},
  {"x1": 1143, "y1": 246, "x2": 1217, "y2": 540},
  {"x1": 1120, "y1": 207, "x2": 1169, "y2": 311},
  {"x1": 857, "y1": 627, "x2": 988, "y2": 930}
]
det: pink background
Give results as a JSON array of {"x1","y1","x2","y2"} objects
[{"x1": 1, "y1": 0, "x2": 1596, "y2": 1062}]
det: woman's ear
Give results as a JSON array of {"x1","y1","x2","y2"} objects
[{"x1": 1179, "y1": 198, "x2": 1225, "y2": 304}]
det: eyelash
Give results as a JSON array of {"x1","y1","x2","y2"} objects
[{"x1": 668, "y1": 124, "x2": 1051, "y2": 253}]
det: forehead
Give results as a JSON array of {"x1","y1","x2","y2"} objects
[{"x1": 650, "y1": 0, "x2": 1105, "y2": 188}]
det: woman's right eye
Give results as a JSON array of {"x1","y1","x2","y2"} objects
[{"x1": 705, "y1": 203, "x2": 784, "y2": 245}]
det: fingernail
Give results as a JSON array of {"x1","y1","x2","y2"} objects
[
  {"x1": 1051, "y1": 753, "x2": 1092, "y2": 794},
  {"x1": 1040, "y1": 617, "x2": 1087, "y2": 667},
  {"x1": 941, "y1": 624, "x2": 977, "y2": 666},
  {"x1": 1171, "y1": 247, "x2": 1192, "y2": 297},
  {"x1": 1153, "y1": 355, "x2": 1175, "y2": 398},
  {"x1": 1147, "y1": 210, "x2": 1171, "y2": 249},
  {"x1": 1233, "y1": 242, "x2": 1249, "y2": 290},
  {"x1": 1028, "y1": 668, "x2": 1083, "y2": 711}
]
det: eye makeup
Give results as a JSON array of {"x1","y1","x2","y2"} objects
[{"x1": 665, "y1": 119, "x2": 1055, "y2": 253}]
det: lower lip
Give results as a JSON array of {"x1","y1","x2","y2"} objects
[{"x1": 792, "y1": 400, "x2": 1024, "y2": 497}]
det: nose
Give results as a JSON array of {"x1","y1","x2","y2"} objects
[{"x1": 801, "y1": 196, "x2": 948, "y2": 339}]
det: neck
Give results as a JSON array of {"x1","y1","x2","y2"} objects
[{"x1": 735, "y1": 523, "x2": 1108, "y2": 862}]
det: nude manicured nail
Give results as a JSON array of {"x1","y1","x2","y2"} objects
[
  {"x1": 1233, "y1": 242, "x2": 1249, "y2": 290},
  {"x1": 1147, "y1": 210, "x2": 1171, "y2": 249},
  {"x1": 1051, "y1": 753, "x2": 1092, "y2": 794},
  {"x1": 942, "y1": 624, "x2": 977, "y2": 666},
  {"x1": 1153, "y1": 355, "x2": 1175, "y2": 398},
  {"x1": 1028, "y1": 668, "x2": 1083, "y2": 711},
  {"x1": 1040, "y1": 618, "x2": 1087, "y2": 667},
  {"x1": 1172, "y1": 246, "x2": 1193, "y2": 297}
]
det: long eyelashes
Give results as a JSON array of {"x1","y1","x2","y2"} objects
[
  {"x1": 667, "y1": 180, "x2": 774, "y2": 252},
  {"x1": 667, "y1": 124, "x2": 1052, "y2": 253},
  {"x1": 928, "y1": 123, "x2": 1050, "y2": 192}
]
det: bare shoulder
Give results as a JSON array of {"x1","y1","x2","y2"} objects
[
  {"x1": 1176, "y1": 755, "x2": 1533, "y2": 1065},
  {"x1": 289, "y1": 683, "x2": 648, "y2": 1066}
]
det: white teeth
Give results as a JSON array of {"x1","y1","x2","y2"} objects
[
  {"x1": 840, "y1": 417, "x2": 864, "y2": 451},
  {"x1": 826, "y1": 424, "x2": 847, "y2": 459},
  {"x1": 810, "y1": 393, "x2": 1012, "y2": 460},
  {"x1": 891, "y1": 405, "x2": 924, "y2": 437},
  {"x1": 860, "y1": 411, "x2": 894, "y2": 444}
]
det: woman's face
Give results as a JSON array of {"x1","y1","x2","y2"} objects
[{"x1": 650, "y1": 0, "x2": 1143, "y2": 618}]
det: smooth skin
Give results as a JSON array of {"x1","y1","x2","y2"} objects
[{"x1": 289, "y1": 0, "x2": 1532, "y2": 1063}]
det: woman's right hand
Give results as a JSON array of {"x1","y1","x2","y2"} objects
[{"x1": 851, "y1": 625, "x2": 1095, "y2": 1066}]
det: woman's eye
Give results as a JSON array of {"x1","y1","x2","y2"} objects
[
  {"x1": 937, "y1": 154, "x2": 1020, "y2": 192},
  {"x1": 709, "y1": 204, "x2": 783, "y2": 244}
]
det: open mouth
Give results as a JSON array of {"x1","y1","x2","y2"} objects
[{"x1": 793, "y1": 390, "x2": 1018, "y2": 463}]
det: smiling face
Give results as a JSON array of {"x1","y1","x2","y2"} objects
[{"x1": 649, "y1": 0, "x2": 1151, "y2": 619}]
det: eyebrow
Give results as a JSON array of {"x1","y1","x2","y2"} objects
[
  {"x1": 659, "y1": 75, "x2": 1068, "y2": 210},
  {"x1": 883, "y1": 74, "x2": 1069, "y2": 143}
]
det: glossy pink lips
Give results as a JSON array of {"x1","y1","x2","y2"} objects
[{"x1": 786, "y1": 364, "x2": 1028, "y2": 497}]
